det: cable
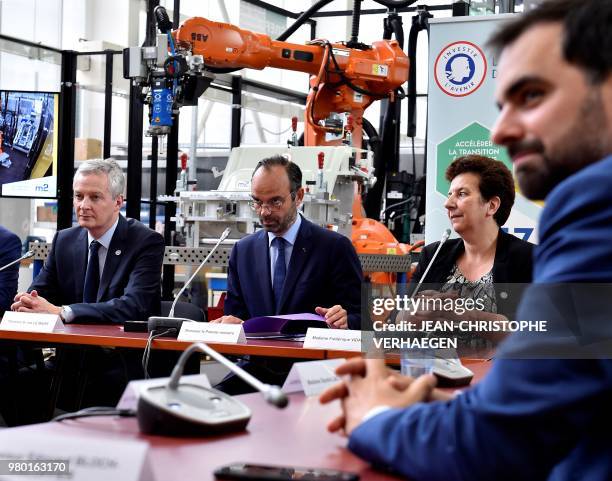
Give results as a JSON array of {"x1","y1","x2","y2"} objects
[
  {"x1": 382, "y1": 196, "x2": 415, "y2": 215},
  {"x1": 412, "y1": 135, "x2": 417, "y2": 177},
  {"x1": 325, "y1": 42, "x2": 391, "y2": 99},
  {"x1": 241, "y1": 121, "x2": 293, "y2": 137},
  {"x1": 261, "y1": 125, "x2": 293, "y2": 135},
  {"x1": 348, "y1": 0, "x2": 363, "y2": 46},
  {"x1": 142, "y1": 328, "x2": 177, "y2": 379},
  {"x1": 306, "y1": 39, "x2": 392, "y2": 136},
  {"x1": 53, "y1": 407, "x2": 136, "y2": 422},
  {"x1": 306, "y1": 42, "x2": 332, "y2": 134},
  {"x1": 276, "y1": 0, "x2": 335, "y2": 41}
]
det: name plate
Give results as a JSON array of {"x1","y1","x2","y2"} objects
[
  {"x1": 178, "y1": 322, "x2": 246, "y2": 344},
  {"x1": 117, "y1": 373, "x2": 211, "y2": 410},
  {"x1": 0, "y1": 311, "x2": 62, "y2": 333},
  {"x1": 303, "y1": 327, "x2": 363, "y2": 352},
  {"x1": 0, "y1": 432, "x2": 152, "y2": 481},
  {"x1": 282, "y1": 359, "x2": 345, "y2": 396}
]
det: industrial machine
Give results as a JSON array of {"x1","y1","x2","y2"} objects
[
  {"x1": 169, "y1": 144, "x2": 374, "y2": 244},
  {"x1": 124, "y1": 2, "x2": 422, "y2": 280}
]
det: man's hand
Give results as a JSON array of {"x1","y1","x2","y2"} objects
[
  {"x1": 315, "y1": 305, "x2": 348, "y2": 329},
  {"x1": 319, "y1": 358, "x2": 442, "y2": 435},
  {"x1": 11, "y1": 290, "x2": 61, "y2": 315},
  {"x1": 210, "y1": 315, "x2": 244, "y2": 324}
]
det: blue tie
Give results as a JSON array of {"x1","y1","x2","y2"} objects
[
  {"x1": 272, "y1": 237, "x2": 287, "y2": 312},
  {"x1": 83, "y1": 240, "x2": 100, "y2": 303}
]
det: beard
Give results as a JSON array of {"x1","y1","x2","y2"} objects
[
  {"x1": 508, "y1": 88, "x2": 611, "y2": 200},
  {"x1": 259, "y1": 204, "x2": 298, "y2": 234}
]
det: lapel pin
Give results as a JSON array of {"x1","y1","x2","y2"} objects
[
  {"x1": 302, "y1": 247, "x2": 307, "y2": 253},
  {"x1": 115, "y1": 250, "x2": 122, "y2": 256}
]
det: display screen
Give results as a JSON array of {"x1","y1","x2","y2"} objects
[{"x1": 0, "y1": 90, "x2": 59, "y2": 198}]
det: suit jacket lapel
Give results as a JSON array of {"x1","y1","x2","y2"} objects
[
  {"x1": 74, "y1": 229, "x2": 88, "y2": 302},
  {"x1": 277, "y1": 218, "x2": 311, "y2": 313},
  {"x1": 254, "y1": 230, "x2": 275, "y2": 315},
  {"x1": 98, "y1": 215, "x2": 127, "y2": 302}
]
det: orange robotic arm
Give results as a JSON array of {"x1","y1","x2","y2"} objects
[{"x1": 173, "y1": 17, "x2": 408, "y2": 146}]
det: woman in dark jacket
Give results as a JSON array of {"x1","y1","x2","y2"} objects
[{"x1": 407, "y1": 155, "x2": 533, "y2": 342}]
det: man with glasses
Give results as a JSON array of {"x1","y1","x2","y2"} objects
[
  {"x1": 319, "y1": 1, "x2": 612, "y2": 479},
  {"x1": 213, "y1": 154, "x2": 362, "y2": 329}
]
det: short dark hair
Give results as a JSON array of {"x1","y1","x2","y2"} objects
[
  {"x1": 252, "y1": 154, "x2": 302, "y2": 194},
  {"x1": 446, "y1": 155, "x2": 515, "y2": 226},
  {"x1": 488, "y1": 0, "x2": 612, "y2": 84}
]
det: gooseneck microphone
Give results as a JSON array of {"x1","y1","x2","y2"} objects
[
  {"x1": 147, "y1": 228, "x2": 231, "y2": 331},
  {"x1": 406, "y1": 228, "x2": 474, "y2": 386},
  {"x1": 411, "y1": 228, "x2": 451, "y2": 297},
  {"x1": 0, "y1": 250, "x2": 34, "y2": 272},
  {"x1": 137, "y1": 342, "x2": 288, "y2": 436},
  {"x1": 169, "y1": 342, "x2": 288, "y2": 408},
  {"x1": 170, "y1": 227, "x2": 231, "y2": 318}
]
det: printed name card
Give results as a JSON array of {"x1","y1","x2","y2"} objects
[
  {"x1": 282, "y1": 359, "x2": 346, "y2": 396},
  {"x1": 177, "y1": 322, "x2": 246, "y2": 344},
  {"x1": 0, "y1": 432, "x2": 153, "y2": 481},
  {"x1": 117, "y1": 374, "x2": 211, "y2": 410},
  {"x1": 0, "y1": 311, "x2": 63, "y2": 333},
  {"x1": 303, "y1": 327, "x2": 363, "y2": 352}
]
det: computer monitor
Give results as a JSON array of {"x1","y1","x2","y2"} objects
[{"x1": 0, "y1": 90, "x2": 59, "y2": 198}]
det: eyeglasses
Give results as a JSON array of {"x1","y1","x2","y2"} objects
[{"x1": 249, "y1": 193, "x2": 295, "y2": 212}]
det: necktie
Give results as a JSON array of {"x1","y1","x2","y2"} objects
[
  {"x1": 272, "y1": 237, "x2": 287, "y2": 312},
  {"x1": 83, "y1": 240, "x2": 100, "y2": 303}
]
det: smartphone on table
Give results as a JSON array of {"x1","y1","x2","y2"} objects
[{"x1": 214, "y1": 462, "x2": 359, "y2": 481}]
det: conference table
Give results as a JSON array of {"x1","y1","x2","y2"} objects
[
  {"x1": 6, "y1": 393, "x2": 392, "y2": 480},
  {"x1": 3, "y1": 361, "x2": 492, "y2": 481},
  {"x1": 0, "y1": 323, "x2": 491, "y2": 427},
  {"x1": 0, "y1": 323, "x2": 331, "y2": 359},
  {"x1": 0, "y1": 323, "x2": 334, "y2": 423},
  {"x1": 0, "y1": 323, "x2": 493, "y2": 362}
]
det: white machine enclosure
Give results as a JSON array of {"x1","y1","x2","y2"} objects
[{"x1": 170, "y1": 145, "x2": 375, "y2": 246}]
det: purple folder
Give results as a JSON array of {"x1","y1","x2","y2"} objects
[{"x1": 243, "y1": 313, "x2": 328, "y2": 338}]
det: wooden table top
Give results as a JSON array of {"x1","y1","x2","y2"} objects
[
  {"x1": 7, "y1": 392, "x2": 401, "y2": 481},
  {"x1": 0, "y1": 324, "x2": 495, "y2": 370},
  {"x1": 0, "y1": 323, "x2": 327, "y2": 359},
  {"x1": 5, "y1": 360, "x2": 491, "y2": 480}
]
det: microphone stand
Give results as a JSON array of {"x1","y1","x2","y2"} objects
[
  {"x1": 169, "y1": 342, "x2": 288, "y2": 408},
  {"x1": 148, "y1": 228, "x2": 231, "y2": 331},
  {"x1": 411, "y1": 228, "x2": 451, "y2": 297},
  {"x1": 0, "y1": 250, "x2": 34, "y2": 272}
]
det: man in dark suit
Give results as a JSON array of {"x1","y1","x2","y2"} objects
[
  {"x1": 211, "y1": 154, "x2": 362, "y2": 393},
  {"x1": 320, "y1": 1, "x2": 612, "y2": 480},
  {"x1": 12, "y1": 159, "x2": 164, "y2": 322},
  {"x1": 8, "y1": 158, "x2": 164, "y2": 413},
  {"x1": 0, "y1": 225, "x2": 21, "y2": 315},
  {"x1": 213, "y1": 154, "x2": 362, "y2": 329},
  {"x1": 0, "y1": 225, "x2": 22, "y2": 422}
]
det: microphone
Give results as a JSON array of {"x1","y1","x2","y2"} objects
[
  {"x1": 407, "y1": 228, "x2": 474, "y2": 386},
  {"x1": 148, "y1": 228, "x2": 231, "y2": 333},
  {"x1": 411, "y1": 228, "x2": 451, "y2": 297},
  {"x1": 169, "y1": 342, "x2": 288, "y2": 408},
  {"x1": 137, "y1": 341, "x2": 288, "y2": 436},
  {"x1": 0, "y1": 250, "x2": 34, "y2": 272}
]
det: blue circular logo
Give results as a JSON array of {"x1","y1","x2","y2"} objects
[
  {"x1": 435, "y1": 41, "x2": 487, "y2": 97},
  {"x1": 444, "y1": 54, "x2": 476, "y2": 85}
]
